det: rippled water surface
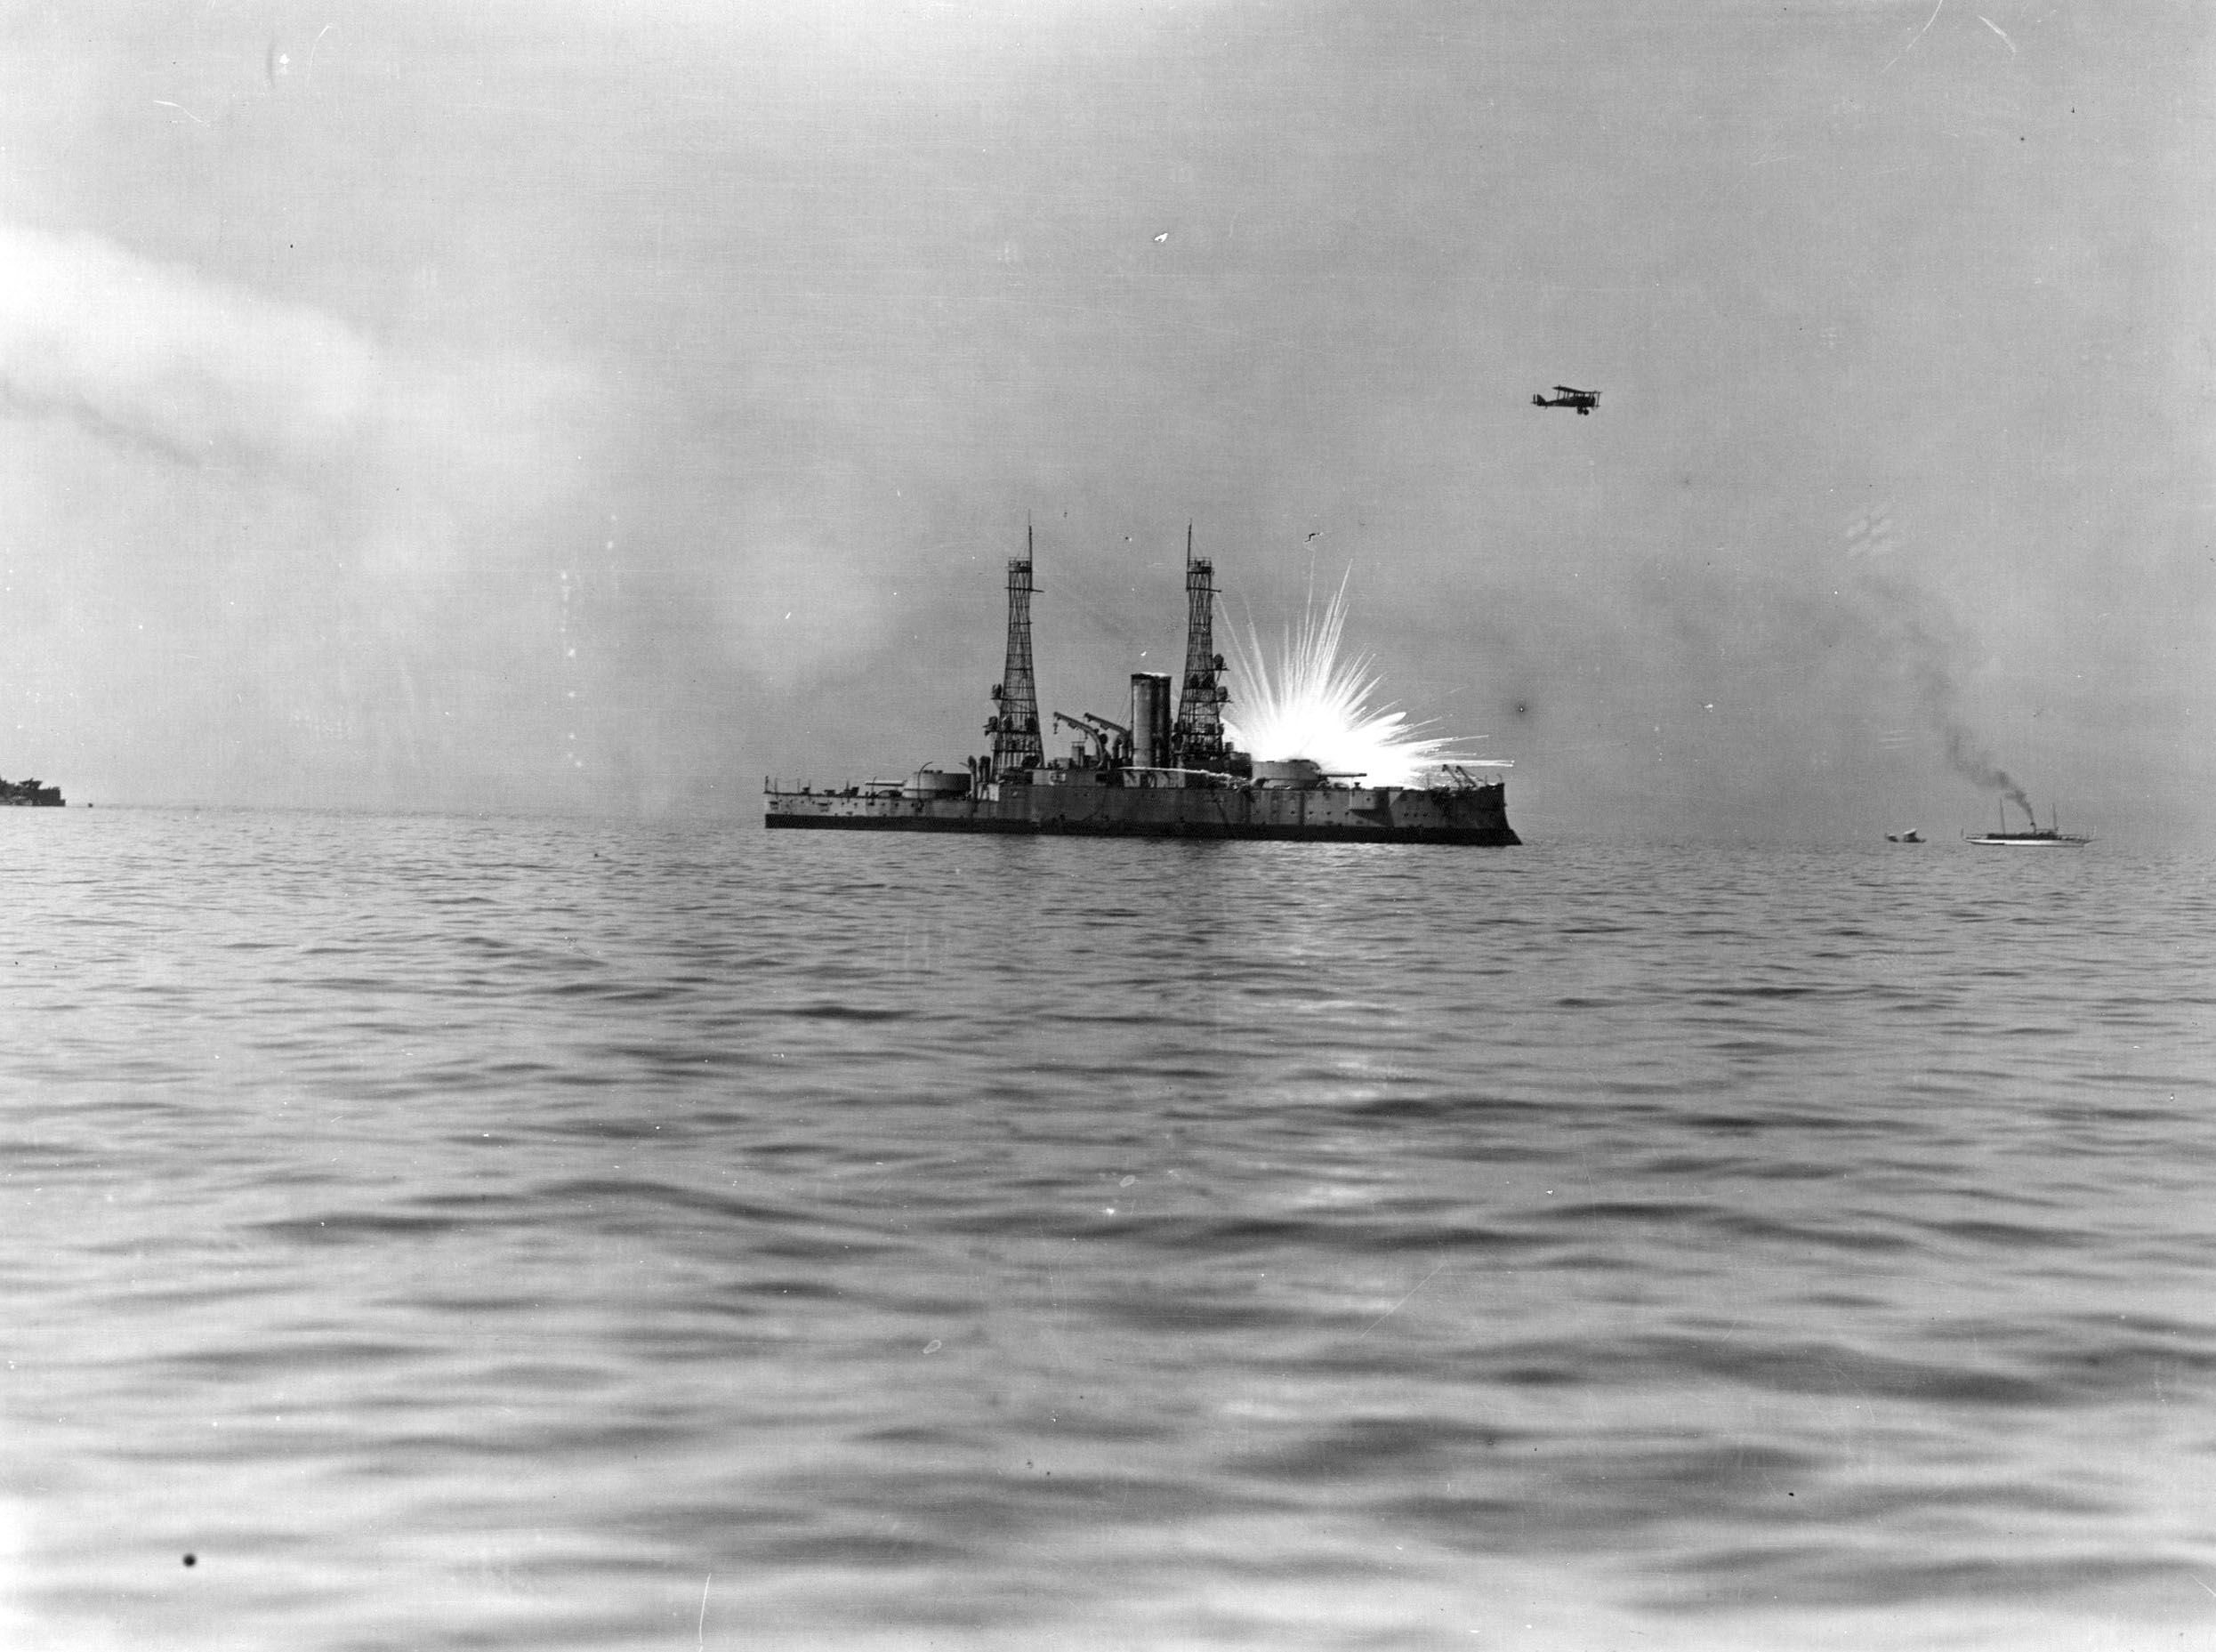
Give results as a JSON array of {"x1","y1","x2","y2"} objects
[{"x1": 4, "y1": 808, "x2": 2213, "y2": 1650}]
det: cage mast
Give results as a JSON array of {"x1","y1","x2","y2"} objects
[
  {"x1": 987, "y1": 528, "x2": 1044, "y2": 778},
  {"x1": 1172, "y1": 525, "x2": 1230, "y2": 770}
]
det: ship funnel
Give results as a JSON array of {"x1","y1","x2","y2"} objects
[{"x1": 1130, "y1": 673, "x2": 1172, "y2": 769}]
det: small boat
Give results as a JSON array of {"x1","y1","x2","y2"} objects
[
  {"x1": 1885, "y1": 828, "x2": 1924, "y2": 843},
  {"x1": 1963, "y1": 799, "x2": 2091, "y2": 848}
]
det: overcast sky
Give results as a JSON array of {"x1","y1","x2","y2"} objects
[{"x1": 1, "y1": 0, "x2": 2208, "y2": 843}]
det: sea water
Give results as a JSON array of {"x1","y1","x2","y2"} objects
[{"x1": 3, "y1": 808, "x2": 2212, "y2": 1651}]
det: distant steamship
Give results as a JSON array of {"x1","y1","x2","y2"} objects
[
  {"x1": 1963, "y1": 797, "x2": 2091, "y2": 848},
  {"x1": 764, "y1": 531, "x2": 1518, "y2": 844}
]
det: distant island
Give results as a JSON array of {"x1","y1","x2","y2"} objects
[{"x1": 0, "y1": 777, "x2": 63, "y2": 806}]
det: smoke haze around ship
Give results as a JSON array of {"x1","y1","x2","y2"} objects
[{"x1": 0, "y1": 0, "x2": 2207, "y2": 841}]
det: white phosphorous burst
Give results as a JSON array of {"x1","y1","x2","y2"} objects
[{"x1": 1224, "y1": 570, "x2": 1483, "y2": 787}]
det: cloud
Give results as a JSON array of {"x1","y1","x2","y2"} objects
[
  {"x1": 0, "y1": 220, "x2": 376, "y2": 471},
  {"x1": 0, "y1": 220, "x2": 593, "y2": 806},
  {"x1": 0, "y1": 220, "x2": 568, "y2": 518}
]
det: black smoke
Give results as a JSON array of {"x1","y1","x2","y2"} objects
[{"x1": 1853, "y1": 561, "x2": 2035, "y2": 821}]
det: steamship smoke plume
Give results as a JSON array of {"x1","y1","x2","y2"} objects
[{"x1": 1845, "y1": 511, "x2": 2033, "y2": 818}]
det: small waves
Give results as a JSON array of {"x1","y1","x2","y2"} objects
[{"x1": 3, "y1": 816, "x2": 2213, "y2": 1648}]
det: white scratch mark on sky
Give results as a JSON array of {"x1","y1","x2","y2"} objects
[
  {"x1": 1978, "y1": 15, "x2": 2017, "y2": 52},
  {"x1": 1886, "y1": 0, "x2": 1947, "y2": 71}
]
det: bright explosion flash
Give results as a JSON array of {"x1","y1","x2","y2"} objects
[{"x1": 1224, "y1": 570, "x2": 1494, "y2": 786}]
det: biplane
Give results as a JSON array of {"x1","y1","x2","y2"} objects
[{"x1": 1532, "y1": 385, "x2": 1600, "y2": 415}]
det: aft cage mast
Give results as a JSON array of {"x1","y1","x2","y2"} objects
[{"x1": 1172, "y1": 525, "x2": 1231, "y2": 770}]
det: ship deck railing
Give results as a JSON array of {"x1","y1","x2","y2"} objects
[
  {"x1": 1117, "y1": 766, "x2": 1244, "y2": 787},
  {"x1": 764, "y1": 778, "x2": 908, "y2": 798}
]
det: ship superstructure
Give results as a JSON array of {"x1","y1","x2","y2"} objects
[
  {"x1": 0, "y1": 777, "x2": 62, "y2": 806},
  {"x1": 765, "y1": 531, "x2": 1518, "y2": 844}
]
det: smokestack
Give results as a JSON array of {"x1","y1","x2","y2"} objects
[{"x1": 1130, "y1": 672, "x2": 1171, "y2": 769}]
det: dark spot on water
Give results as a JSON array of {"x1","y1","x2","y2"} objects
[{"x1": 182, "y1": 1553, "x2": 196, "y2": 1567}]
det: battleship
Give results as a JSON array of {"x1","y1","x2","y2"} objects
[
  {"x1": 765, "y1": 532, "x2": 1518, "y2": 844},
  {"x1": 0, "y1": 776, "x2": 62, "y2": 807}
]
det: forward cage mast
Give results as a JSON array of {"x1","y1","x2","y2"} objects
[{"x1": 986, "y1": 528, "x2": 1043, "y2": 779}]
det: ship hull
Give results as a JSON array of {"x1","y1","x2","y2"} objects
[{"x1": 766, "y1": 781, "x2": 1519, "y2": 844}]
